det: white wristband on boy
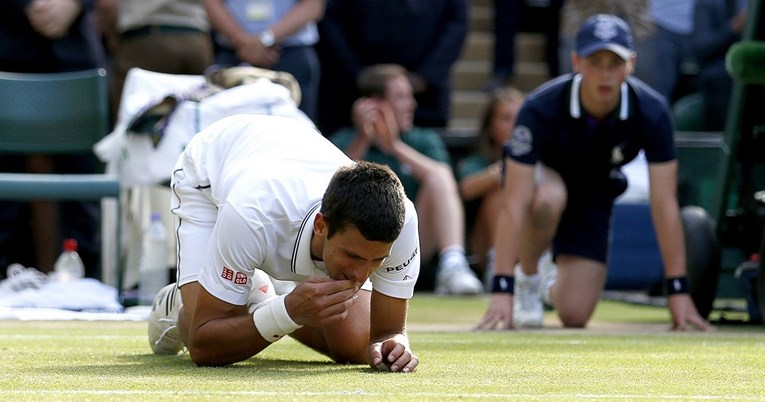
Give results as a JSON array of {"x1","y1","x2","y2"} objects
[{"x1": 252, "y1": 294, "x2": 302, "y2": 342}]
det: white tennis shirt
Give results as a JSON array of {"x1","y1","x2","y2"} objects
[{"x1": 178, "y1": 114, "x2": 420, "y2": 306}]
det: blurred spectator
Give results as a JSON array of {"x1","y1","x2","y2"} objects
[
  {"x1": 96, "y1": 0, "x2": 214, "y2": 120},
  {"x1": 329, "y1": 64, "x2": 483, "y2": 295},
  {"x1": 558, "y1": 0, "x2": 655, "y2": 85},
  {"x1": 483, "y1": 0, "x2": 563, "y2": 92},
  {"x1": 316, "y1": 0, "x2": 467, "y2": 134},
  {"x1": 482, "y1": 0, "x2": 523, "y2": 92},
  {"x1": 203, "y1": 0, "x2": 324, "y2": 121},
  {"x1": 691, "y1": 0, "x2": 747, "y2": 131},
  {"x1": 0, "y1": 0, "x2": 107, "y2": 278},
  {"x1": 456, "y1": 87, "x2": 524, "y2": 277},
  {"x1": 648, "y1": 0, "x2": 696, "y2": 103}
]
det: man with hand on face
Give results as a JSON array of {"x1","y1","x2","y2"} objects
[
  {"x1": 149, "y1": 114, "x2": 420, "y2": 373},
  {"x1": 476, "y1": 14, "x2": 713, "y2": 332},
  {"x1": 330, "y1": 64, "x2": 485, "y2": 296}
]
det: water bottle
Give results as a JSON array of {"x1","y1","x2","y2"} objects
[
  {"x1": 53, "y1": 238, "x2": 85, "y2": 282},
  {"x1": 139, "y1": 212, "x2": 169, "y2": 305}
]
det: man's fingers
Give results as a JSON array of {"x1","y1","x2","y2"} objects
[
  {"x1": 475, "y1": 314, "x2": 512, "y2": 331},
  {"x1": 373, "y1": 341, "x2": 417, "y2": 373},
  {"x1": 672, "y1": 315, "x2": 714, "y2": 332},
  {"x1": 691, "y1": 315, "x2": 715, "y2": 332},
  {"x1": 305, "y1": 276, "x2": 358, "y2": 293}
]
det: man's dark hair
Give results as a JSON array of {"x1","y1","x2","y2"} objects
[{"x1": 321, "y1": 161, "x2": 406, "y2": 243}]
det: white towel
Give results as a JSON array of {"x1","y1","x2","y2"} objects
[{"x1": 0, "y1": 278, "x2": 123, "y2": 313}]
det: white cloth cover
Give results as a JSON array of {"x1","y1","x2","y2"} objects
[{"x1": 94, "y1": 67, "x2": 312, "y2": 186}]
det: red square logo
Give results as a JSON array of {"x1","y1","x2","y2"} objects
[
  {"x1": 221, "y1": 266, "x2": 234, "y2": 281},
  {"x1": 234, "y1": 272, "x2": 247, "y2": 285}
]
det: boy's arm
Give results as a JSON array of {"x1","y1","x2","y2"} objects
[{"x1": 648, "y1": 160, "x2": 712, "y2": 331}]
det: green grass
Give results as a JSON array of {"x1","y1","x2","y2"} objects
[{"x1": 1, "y1": 295, "x2": 764, "y2": 401}]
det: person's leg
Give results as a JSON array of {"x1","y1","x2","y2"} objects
[
  {"x1": 550, "y1": 193, "x2": 615, "y2": 328},
  {"x1": 415, "y1": 164, "x2": 466, "y2": 257},
  {"x1": 26, "y1": 155, "x2": 59, "y2": 273},
  {"x1": 632, "y1": 38, "x2": 656, "y2": 92},
  {"x1": 416, "y1": 164, "x2": 483, "y2": 294},
  {"x1": 172, "y1": 186, "x2": 218, "y2": 348},
  {"x1": 148, "y1": 166, "x2": 217, "y2": 354},
  {"x1": 54, "y1": 153, "x2": 100, "y2": 277},
  {"x1": 558, "y1": 36, "x2": 574, "y2": 74},
  {"x1": 273, "y1": 46, "x2": 320, "y2": 122},
  {"x1": 650, "y1": 27, "x2": 687, "y2": 103},
  {"x1": 702, "y1": 74, "x2": 733, "y2": 132},
  {"x1": 470, "y1": 189, "x2": 502, "y2": 274},
  {"x1": 518, "y1": 165, "x2": 567, "y2": 275},
  {"x1": 488, "y1": 0, "x2": 522, "y2": 85},
  {"x1": 112, "y1": 30, "x2": 214, "y2": 110},
  {"x1": 550, "y1": 254, "x2": 606, "y2": 327},
  {"x1": 0, "y1": 155, "x2": 33, "y2": 275},
  {"x1": 512, "y1": 165, "x2": 566, "y2": 327}
]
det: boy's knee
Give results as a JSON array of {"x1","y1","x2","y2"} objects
[
  {"x1": 530, "y1": 198, "x2": 562, "y2": 227},
  {"x1": 531, "y1": 185, "x2": 566, "y2": 227},
  {"x1": 557, "y1": 310, "x2": 592, "y2": 328},
  {"x1": 421, "y1": 164, "x2": 458, "y2": 192}
]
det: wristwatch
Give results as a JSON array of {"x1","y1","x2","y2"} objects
[{"x1": 258, "y1": 29, "x2": 275, "y2": 47}]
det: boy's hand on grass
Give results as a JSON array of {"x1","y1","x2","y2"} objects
[
  {"x1": 475, "y1": 293, "x2": 514, "y2": 330},
  {"x1": 668, "y1": 294, "x2": 714, "y2": 332}
]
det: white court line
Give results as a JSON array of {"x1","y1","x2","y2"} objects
[
  {"x1": 0, "y1": 390, "x2": 762, "y2": 400},
  {"x1": 0, "y1": 334, "x2": 142, "y2": 340}
]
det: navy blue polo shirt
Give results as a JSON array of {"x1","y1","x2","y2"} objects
[{"x1": 507, "y1": 73, "x2": 674, "y2": 200}]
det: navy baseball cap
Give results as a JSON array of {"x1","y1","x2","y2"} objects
[{"x1": 576, "y1": 14, "x2": 634, "y2": 60}]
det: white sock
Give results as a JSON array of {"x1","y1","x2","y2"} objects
[
  {"x1": 439, "y1": 247, "x2": 468, "y2": 270},
  {"x1": 514, "y1": 265, "x2": 540, "y2": 282}
]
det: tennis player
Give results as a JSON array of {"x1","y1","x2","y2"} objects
[{"x1": 149, "y1": 114, "x2": 420, "y2": 372}]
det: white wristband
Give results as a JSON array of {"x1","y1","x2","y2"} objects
[{"x1": 252, "y1": 294, "x2": 302, "y2": 342}]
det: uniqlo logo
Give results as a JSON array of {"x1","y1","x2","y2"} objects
[
  {"x1": 221, "y1": 267, "x2": 234, "y2": 281},
  {"x1": 234, "y1": 272, "x2": 247, "y2": 284}
]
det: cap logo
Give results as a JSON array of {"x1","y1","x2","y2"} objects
[{"x1": 593, "y1": 19, "x2": 619, "y2": 41}]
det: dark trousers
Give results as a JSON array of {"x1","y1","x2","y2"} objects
[{"x1": 110, "y1": 27, "x2": 214, "y2": 123}]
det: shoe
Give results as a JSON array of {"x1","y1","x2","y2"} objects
[
  {"x1": 0, "y1": 264, "x2": 48, "y2": 296},
  {"x1": 147, "y1": 283, "x2": 183, "y2": 355},
  {"x1": 538, "y1": 250, "x2": 557, "y2": 308},
  {"x1": 513, "y1": 265, "x2": 543, "y2": 328},
  {"x1": 435, "y1": 260, "x2": 484, "y2": 295}
]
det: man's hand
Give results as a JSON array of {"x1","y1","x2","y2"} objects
[
  {"x1": 371, "y1": 101, "x2": 400, "y2": 154},
  {"x1": 475, "y1": 293, "x2": 514, "y2": 330},
  {"x1": 667, "y1": 294, "x2": 714, "y2": 331},
  {"x1": 351, "y1": 98, "x2": 380, "y2": 141},
  {"x1": 26, "y1": 0, "x2": 82, "y2": 39},
  {"x1": 369, "y1": 333, "x2": 418, "y2": 373},
  {"x1": 284, "y1": 276, "x2": 359, "y2": 327},
  {"x1": 234, "y1": 36, "x2": 281, "y2": 68}
]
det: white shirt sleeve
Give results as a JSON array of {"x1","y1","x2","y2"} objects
[
  {"x1": 369, "y1": 202, "x2": 420, "y2": 299},
  {"x1": 197, "y1": 201, "x2": 266, "y2": 306}
]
